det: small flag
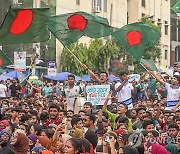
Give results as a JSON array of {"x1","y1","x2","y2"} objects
[
  {"x1": 140, "y1": 58, "x2": 159, "y2": 72},
  {"x1": 20, "y1": 73, "x2": 32, "y2": 94},
  {"x1": 0, "y1": 50, "x2": 13, "y2": 68},
  {"x1": 172, "y1": 0, "x2": 180, "y2": 17}
]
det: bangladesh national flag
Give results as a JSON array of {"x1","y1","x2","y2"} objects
[
  {"x1": 0, "y1": 50, "x2": 13, "y2": 68},
  {"x1": 112, "y1": 22, "x2": 161, "y2": 61},
  {"x1": 47, "y1": 11, "x2": 114, "y2": 45},
  {"x1": 140, "y1": 58, "x2": 159, "y2": 72},
  {"x1": 0, "y1": 7, "x2": 50, "y2": 45},
  {"x1": 172, "y1": 0, "x2": 180, "y2": 17},
  {"x1": 20, "y1": 73, "x2": 32, "y2": 94}
]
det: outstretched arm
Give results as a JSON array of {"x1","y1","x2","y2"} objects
[
  {"x1": 149, "y1": 71, "x2": 165, "y2": 86},
  {"x1": 82, "y1": 64, "x2": 99, "y2": 82}
]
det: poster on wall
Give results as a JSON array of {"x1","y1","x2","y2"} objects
[{"x1": 14, "y1": 51, "x2": 26, "y2": 72}]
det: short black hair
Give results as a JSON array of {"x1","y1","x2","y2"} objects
[
  {"x1": 84, "y1": 102, "x2": 93, "y2": 108},
  {"x1": 71, "y1": 117, "x2": 82, "y2": 127},
  {"x1": 68, "y1": 74, "x2": 75, "y2": 80},
  {"x1": 67, "y1": 110, "x2": 74, "y2": 114},
  {"x1": 100, "y1": 71, "x2": 108, "y2": 77},
  {"x1": 120, "y1": 71, "x2": 128, "y2": 77},
  {"x1": 173, "y1": 75, "x2": 180, "y2": 83},
  {"x1": 85, "y1": 113, "x2": 96, "y2": 124},
  {"x1": 136, "y1": 107, "x2": 146, "y2": 114},
  {"x1": 49, "y1": 103, "x2": 60, "y2": 112},
  {"x1": 118, "y1": 102, "x2": 128, "y2": 110},
  {"x1": 115, "y1": 116, "x2": 129, "y2": 124},
  {"x1": 168, "y1": 123, "x2": 179, "y2": 131},
  {"x1": 39, "y1": 111, "x2": 49, "y2": 121},
  {"x1": 142, "y1": 120, "x2": 154, "y2": 129},
  {"x1": 59, "y1": 110, "x2": 67, "y2": 116},
  {"x1": 28, "y1": 109, "x2": 38, "y2": 116}
]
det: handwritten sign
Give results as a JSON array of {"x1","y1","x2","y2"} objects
[{"x1": 86, "y1": 85, "x2": 111, "y2": 105}]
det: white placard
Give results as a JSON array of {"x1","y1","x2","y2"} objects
[{"x1": 86, "y1": 85, "x2": 111, "y2": 105}]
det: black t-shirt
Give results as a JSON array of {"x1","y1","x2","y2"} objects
[{"x1": 9, "y1": 84, "x2": 21, "y2": 97}]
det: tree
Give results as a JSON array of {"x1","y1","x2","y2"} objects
[{"x1": 61, "y1": 38, "x2": 121, "y2": 75}]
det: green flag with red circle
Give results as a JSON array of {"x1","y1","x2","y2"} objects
[
  {"x1": 0, "y1": 50, "x2": 13, "y2": 68},
  {"x1": 47, "y1": 11, "x2": 115, "y2": 45},
  {"x1": 0, "y1": 7, "x2": 50, "y2": 45},
  {"x1": 112, "y1": 22, "x2": 161, "y2": 61},
  {"x1": 140, "y1": 58, "x2": 159, "y2": 72}
]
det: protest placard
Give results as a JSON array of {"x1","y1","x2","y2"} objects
[{"x1": 86, "y1": 84, "x2": 111, "y2": 105}]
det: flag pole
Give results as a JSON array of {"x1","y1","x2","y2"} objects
[
  {"x1": 140, "y1": 62, "x2": 156, "y2": 79},
  {"x1": 64, "y1": 46, "x2": 83, "y2": 65}
]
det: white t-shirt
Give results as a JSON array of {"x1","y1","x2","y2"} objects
[
  {"x1": 115, "y1": 82, "x2": 134, "y2": 109},
  {"x1": 165, "y1": 83, "x2": 180, "y2": 110},
  {"x1": 0, "y1": 84, "x2": 7, "y2": 97},
  {"x1": 64, "y1": 86, "x2": 81, "y2": 110}
]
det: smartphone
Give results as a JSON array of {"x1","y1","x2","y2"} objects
[{"x1": 105, "y1": 136, "x2": 112, "y2": 142}]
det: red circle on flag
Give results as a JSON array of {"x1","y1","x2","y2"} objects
[
  {"x1": 126, "y1": 31, "x2": 142, "y2": 46},
  {"x1": 144, "y1": 63, "x2": 150, "y2": 69},
  {"x1": 67, "y1": 14, "x2": 87, "y2": 31},
  {"x1": 0, "y1": 59, "x2": 3, "y2": 66},
  {"x1": 10, "y1": 9, "x2": 33, "y2": 35}
]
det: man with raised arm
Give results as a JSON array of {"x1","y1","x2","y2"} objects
[{"x1": 149, "y1": 71, "x2": 180, "y2": 111}]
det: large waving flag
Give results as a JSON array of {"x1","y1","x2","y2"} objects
[
  {"x1": 0, "y1": 8, "x2": 50, "y2": 45},
  {"x1": 47, "y1": 11, "x2": 114, "y2": 45},
  {"x1": 112, "y1": 22, "x2": 161, "y2": 61},
  {"x1": 0, "y1": 50, "x2": 13, "y2": 68},
  {"x1": 140, "y1": 58, "x2": 159, "y2": 72},
  {"x1": 172, "y1": 0, "x2": 180, "y2": 17}
]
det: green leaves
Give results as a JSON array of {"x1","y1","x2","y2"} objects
[{"x1": 61, "y1": 38, "x2": 121, "y2": 75}]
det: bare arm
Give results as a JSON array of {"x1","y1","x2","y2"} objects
[
  {"x1": 82, "y1": 64, "x2": 99, "y2": 82},
  {"x1": 102, "y1": 91, "x2": 112, "y2": 111},
  {"x1": 116, "y1": 80, "x2": 127, "y2": 92},
  {"x1": 149, "y1": 71, "x2": 165, "y2": 86}
]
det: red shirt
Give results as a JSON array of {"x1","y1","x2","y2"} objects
[{"x1": 46, "y1": 117, "x2": 62, "y2": 126}]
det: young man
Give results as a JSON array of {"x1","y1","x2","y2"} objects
[
  {"x1": 115, "y1": 71, "x2": 136, "y2": 110},
  {"x1": 102, "y1": 91, "x2": 133, "y2": 132},
  {"x1": 63, "y1": 74, "x2": 82, "y2": 111},
  {"x1": 46, "y1": 103, "x2": 62, "y2": 126},
  {"x1": 150, "y1": 72, "x2": 180, "y2": 111}
]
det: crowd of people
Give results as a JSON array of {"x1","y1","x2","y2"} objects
[{"x1": 0, "y1": 64, "x2": 179, "y2": 154}]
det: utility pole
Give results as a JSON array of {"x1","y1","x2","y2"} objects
[{"x1": 32, "y1": 0, "x2": 41, "y2": 76}]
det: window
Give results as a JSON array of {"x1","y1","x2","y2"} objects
[
  {"x1": 164, "y1": 50, "x2": 167, "y2": 60},
  {"x1": 103, "y1": 0, "x2": 107, "y2": 12},
  {"x1": 92, "y1": 0, "x2": 102, "y2": 10},
  {"x1": 164, "y1": 21, "x2": 168, "y2": 35},
  {"x1": 76, "y1": 0, "x2": 80, "y2": 5},
  {"x1": 142, "y1": 0, "x2": 145, "y2": 7}
]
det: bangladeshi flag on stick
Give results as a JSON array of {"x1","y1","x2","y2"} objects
[
  {"x1": 20, "y1": 73, "x2": 32, "y2": 94},
  {"x1": 112, "y1": 22, "x2": 161, "y2": 61},
  {"x1": 0, "y1": 7, "x2": 50, "y2": 45},
  {"x1": 0, "y1": 50, "x2": 13, "y2": 68},
  {"x1": 47, "y1": 11, "x2": 114, "y2": 45},
  {"x1": 140, "y1": 58, "x2": 159, "y2": 72}
]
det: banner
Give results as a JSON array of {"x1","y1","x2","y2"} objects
[
  {"x1": 86, "y1": 85, "x2": 110, "y2": 105},
  {"x1": 14, "y1": 51, "x2": 26, "y2": 72},
  {"x1": 47, "y1": 61, "x2": 57, "y2": 76}
]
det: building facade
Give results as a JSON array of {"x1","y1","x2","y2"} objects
[
  {"x1": 128, "y1": 0, "x2": 171, "y2": 70},
  {"x1": 56, "y1": 0, "x2": 171, "y2": 71},
  {"x1": 171, "y1": 0, "x2": 180, "y2": 66}
]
